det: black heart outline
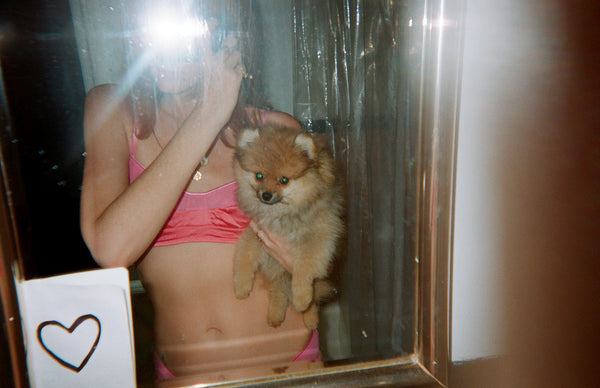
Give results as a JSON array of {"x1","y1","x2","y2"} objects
[{"x1": 36, "y1": 314, "x2": 102, "y2": 373}]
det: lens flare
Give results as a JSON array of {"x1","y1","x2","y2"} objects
[{"x1": 142, "y1": 7, "x2": 209, "y2": 59}]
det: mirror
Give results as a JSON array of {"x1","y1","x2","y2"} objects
[{"x1": 0, "y1": 0, "x2": 462, "y2": 386}]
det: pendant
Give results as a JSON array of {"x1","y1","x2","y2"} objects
[{"x1": 193, "y1": 156, "x2": 208, "y2": 181}]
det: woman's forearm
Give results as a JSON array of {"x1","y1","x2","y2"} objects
[{"x1": 82, "y1": 118, "x2": 221, "y2": 267}]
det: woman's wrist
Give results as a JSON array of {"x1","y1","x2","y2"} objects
[{"x1": 177, "y1": 108, "x2": 226, "y2": 149}]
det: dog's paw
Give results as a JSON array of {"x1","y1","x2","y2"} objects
[
  {"x1": 234, "y1": 286, "x2": 252, "y2": 299},
  {"x1": 268, "y1": 308, "x2": 286, "y2": 327},
  {"x1": 267, "y1": 291, "x2": 288, "y2": 327},
  {"x1": 292, "y1": 287, "x2": 313, "y2": 312},
  {"x1": 233, "y1": 274, "x2": 253, "y2": 299},
  {"x1": 302, "y1": 305, "x2": 319, "y2": 330}
]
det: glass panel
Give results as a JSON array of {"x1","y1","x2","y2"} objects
[{"x1": 0, "y1": 0, "x2": 436, "y2": 386}]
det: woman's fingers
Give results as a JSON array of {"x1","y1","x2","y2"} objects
[
  {"x1": 194, "y1": 43, "x2": 243, "y2": 129},
  {"x1": 256, "y1": 230, "x2": 270, "y2": 247},
  {"x1": 249, "y1": 223, "x2": 294, "y2": 273},
  {"x1": 223, "y1": 50, "x2": 246, "y2": 80},
  {"x1": 221, "y1": 35, "x2": 239, "y2": 51},
  {"x1": 220, "y1": 37, "x2": 249, "y2": 79},
  {"x1": 249, "y1": 220, "x2": 260, "y2": 234}
]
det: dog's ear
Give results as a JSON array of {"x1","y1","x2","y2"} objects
[
  {"x1": 294, "y1": 133, "x2": 317, "y2": 159},
  {"x1": 238, "y1": 128, "x2": 260, "y2": 148}
]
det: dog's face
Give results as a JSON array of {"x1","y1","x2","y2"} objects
[{"x1": 234, "y1": 126, "x2": 334, "y2": 209}]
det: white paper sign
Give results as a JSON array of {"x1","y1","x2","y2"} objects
[{"x1": 18, "y1": 268, "x2": 136, "y2": 388}]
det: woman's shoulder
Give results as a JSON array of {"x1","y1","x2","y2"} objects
[
  {"x1": 85, "y1": 84, "x2": 129, "y2": 112},
  {"x1": 84, "y1": 84, "x2": 134, "y2": 134}
]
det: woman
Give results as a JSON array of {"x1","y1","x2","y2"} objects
[{"x1": 80, "y1": 1, "x2": 318, "y2": 383}]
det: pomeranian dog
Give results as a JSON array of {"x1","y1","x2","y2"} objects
[{"x1": 233, "y1": 125, "x2": 343, "y2": 329}]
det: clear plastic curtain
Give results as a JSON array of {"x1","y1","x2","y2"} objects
[{"x1": 291, "y1": 0, "x2": 419, "y2": 359}]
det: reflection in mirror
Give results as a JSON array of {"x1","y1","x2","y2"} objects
[{"x1": 0, "y1": 0, "x2": 456, "y2": 386}]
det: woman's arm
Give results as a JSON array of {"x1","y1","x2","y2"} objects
[
  {"x1": 81, "y1": 50, "x2": 243, "y2": 268},
  {"x1": 80, "y1": 85, "x2": 221, "y2": 268}
]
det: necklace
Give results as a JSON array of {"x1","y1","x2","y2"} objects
[
  {"x1": 192, "y1": 156, "x2": 209, "y2": 181},
  {"x1": 152, "y1": 127, "x2": 218, "y2": 181}
]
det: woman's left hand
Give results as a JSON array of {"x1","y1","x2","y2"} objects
[{"x1": 249, "y1": 221, "x2": 294, "y2": 273}]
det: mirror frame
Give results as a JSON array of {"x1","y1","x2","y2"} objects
[
  {"x1": 0, "y1": 0, "x2": 464, "y2": 386},
  {"x1": 0, "y1": 144, "x2": 29, "y2": 387}
]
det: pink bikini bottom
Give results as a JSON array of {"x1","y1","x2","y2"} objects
[{"x1": 154, "y1": 330, "x2": 320, "y2": 381}]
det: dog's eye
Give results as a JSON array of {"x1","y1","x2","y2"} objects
[
  {"x1": 279, "y1": 176, "x2": 289, "y2": 185},
  {"x1": 255, "y1": 172, "x2": 264, "y2": 180}
]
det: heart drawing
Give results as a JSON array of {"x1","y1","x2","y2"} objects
[{"x1": 36, "y1": 314, "x2": 101, "y2": 373}]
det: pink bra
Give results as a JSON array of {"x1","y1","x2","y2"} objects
[{"x1": 128, "y1": 134, "x2": 250, "y2": 246}]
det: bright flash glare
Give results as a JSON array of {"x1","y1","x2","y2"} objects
[{"x1": 143, "y1": 8, "x2": 209, "y2": 54}]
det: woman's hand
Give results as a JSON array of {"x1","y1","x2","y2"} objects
[
  {"x1": 249, "y1": 221, "x2": 294, "y2": 273},
  {"x1": 191, "y1": 36, "x2": 244, "y2": 133},
  {"x1": 244, "y1": 107, "x2": 304, "y2": 129}
]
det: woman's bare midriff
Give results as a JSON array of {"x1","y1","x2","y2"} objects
[{"x1": 136, "y1": 241, "x2": 313, "y2": 378}]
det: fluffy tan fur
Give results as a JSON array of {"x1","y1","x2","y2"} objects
[{"x1": 233, "y1": 125, "x2": 344, "y2": 329}]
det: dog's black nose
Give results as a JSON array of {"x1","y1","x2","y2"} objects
[{"x1": 261, "y1": 192, "x2": 273, "y2": 202}]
